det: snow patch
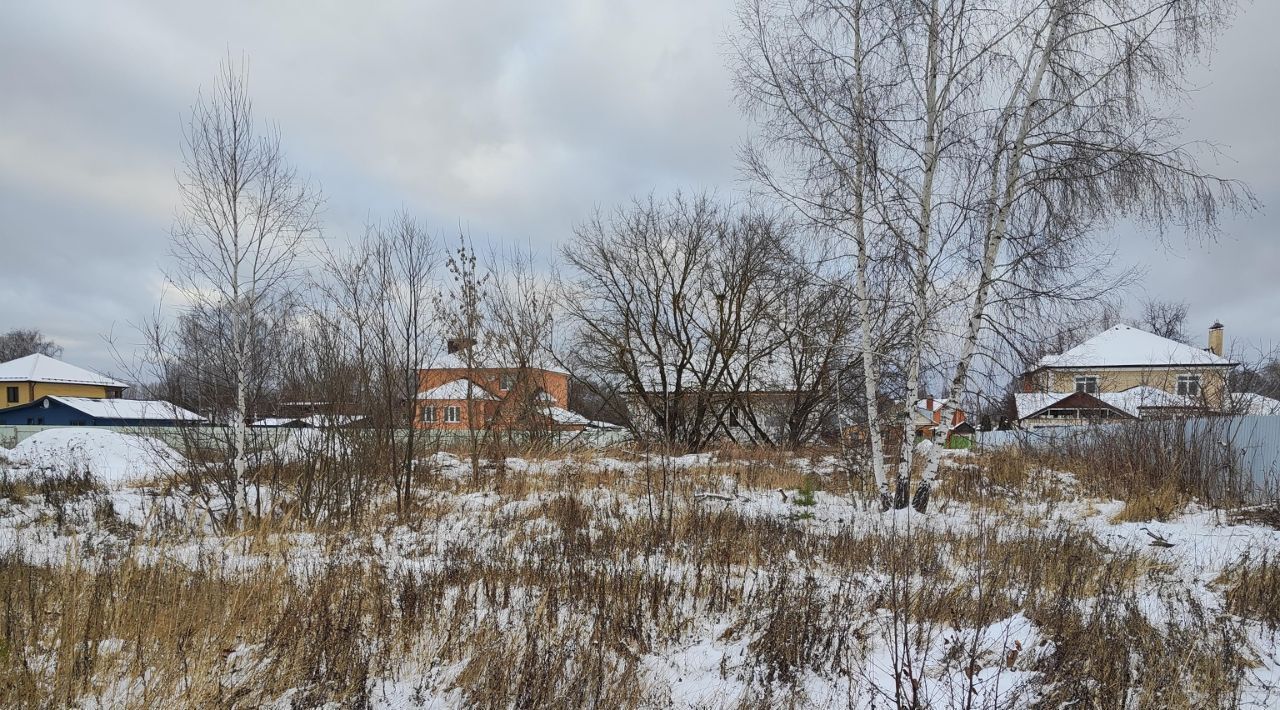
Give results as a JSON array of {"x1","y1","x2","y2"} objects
[{"x1": 8, "y1": 428, "x2": 184, "y2": 487}]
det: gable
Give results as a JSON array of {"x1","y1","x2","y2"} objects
[
  {"x1": 415, "y1": 378, "x2": 499, "y2": 401},
  {"x1": 1016, "y1": 390, "x2": 1134, "y2": 420}
]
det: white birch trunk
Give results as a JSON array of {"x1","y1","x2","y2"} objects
[
  {"x1": 234, "y1": 336, "x2": 249, "y2": 521},
  {"x1": 856, "y1": 236, "x2": 890, "y2": 510},
  {"x1": 912, "y1": 3, "x2": 1065, "y2": 512},
  {"x1": 847, "y1": 0, "x2": 891, "y2": 511},
  {"x1": 894, "y1": 0, "x2": 943, "y2": 509}
]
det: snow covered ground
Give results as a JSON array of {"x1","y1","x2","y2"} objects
[
  {"x1": 0, "y1": 442, "x2": 1277, "y2": 707},
  {"x1": 5, "y1": 427, "x2": 184, "y2": 487}
]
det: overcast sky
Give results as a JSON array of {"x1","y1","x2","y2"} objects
[{"x1": 1, "y1": 1, "x2": 1276, "y2": 379}]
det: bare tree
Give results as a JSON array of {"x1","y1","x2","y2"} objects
[
  {"x1": 562, "y1": 193, "x2": 788, "y2": 451},
  {"x1": 734, "y1": 0, "x2": 1253, "y2": 512},
  {"x1": 167, "y1": 58, "x2": 320, "y2": 524},
  {"x1": 485, "y1": 246, "x2": 562, "y2": 446},
  {"x1": 1233, "y1": 357, "x2": 1280, "y2": 401},
  {"x1": 309, "y1": 212, "x2": 440, "y2": 519},
  {"x1": 436, "y1": 234, "x2": 492, "y2": 480},
  {"x1": 0, "y1": 329, "x2": 63, "y2": 362},
  {"x1": 739, "y1": 260, "x2": 864, "y2": 448},
  {"x1": 1139, "y1": 299, "x2": 1191, "y2": 343}
]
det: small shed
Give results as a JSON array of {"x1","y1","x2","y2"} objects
[{"x1": 0, "y1": 396, "x2": 204, "y2": 427}]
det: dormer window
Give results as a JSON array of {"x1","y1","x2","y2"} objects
[
  {"x1": 1177, "y1": 374, "x2": 1201, "y2": 397},
  {"x1": 1074, "y1": 376, "x2": 1099, "y2": 394}
]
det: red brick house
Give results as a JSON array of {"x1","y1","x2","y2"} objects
[
  {"x1": 414, "y1": 339, "x2": 585, "y2": 433},
  {"x1": 911, "y1": 397, "x2": 972, "y2": 445}
]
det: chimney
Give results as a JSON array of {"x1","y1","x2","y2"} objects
[{"x1": 1207, "y1": 322, "x2": 1224, "y2": 357}]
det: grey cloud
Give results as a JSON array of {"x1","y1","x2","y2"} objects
[{"x1": 0, "y1": 0, "x2": 1275, "y2": 378}]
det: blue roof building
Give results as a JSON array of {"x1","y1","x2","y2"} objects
[{"x1": 0, "y1": 396, "x2": 204, "y2": 427}]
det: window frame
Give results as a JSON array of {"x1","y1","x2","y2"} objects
[
  {"x1": 1073, "y1": 375, "x2": 1100, "y2": 394},
  {"x1": 421, "y1": 406, "x2": 437, "y2": 423},
  {"x1": 1176, "y1": 373, "x2": 1201, "y2": 397},
  {"x1": 5, "y1": 386, "x2": 17, "y2": 403},
  {"x1": 444, "y1": 406, "x2": 461, "y2": 423},
  {"x1": 499, "y1": 374, "x2": 515, "y2": 391}
]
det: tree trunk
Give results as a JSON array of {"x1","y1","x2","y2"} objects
[{"x1": 913, "y1": 2, "x2": 1064, "y2": 513}]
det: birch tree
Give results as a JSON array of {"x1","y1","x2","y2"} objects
[
  {"x1": 910, "y1": 0, "x2": 1252, "y2": 512},
  {"x1": 734, "y1": 0, "x2": 917, "y2": 509},
  {"x1": 169, "y1": 59, "x2": 320, "y2": 524},
  {"x1": 735, "y1": 0, "x2": 1252, "y2": 513}
]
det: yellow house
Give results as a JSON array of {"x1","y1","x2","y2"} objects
[
  {"x1": 0, "y1": 354, "x2": 127, "y2": 409},
  {"x1": 1016, "y1": 323, "x2": 1237, "y2": 428}
]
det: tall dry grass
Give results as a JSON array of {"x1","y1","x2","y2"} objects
[{"x1": 0, "y1": 444, "x2": 1265, "y2": 707}]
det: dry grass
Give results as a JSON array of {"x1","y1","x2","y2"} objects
[
  {"x1": 1221, "y1": 553, "x2": 1280, "y2": 630},
  {"x1": 0, "y1": 444, "x2": 1268, "y2": 707},
  {"x1": 1110, "y1": 482, "x2": 1190, "y2": 523},
  {"x1": 1027, "y1": 419, "x2": 1257, "y2": 521}
]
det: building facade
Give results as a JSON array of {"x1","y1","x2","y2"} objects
[
  {"x1": 414, "y1": 340, "x2": 582, "y2": 433},
  {"x1": 0, "y1": 354, "x2": 127, "y2": 408},
  {"x1": 0, "y1": 395, "x2": 203, "y2": 427},
  {"x1": 1016, "y1": 323, "x2": 1236, "y2": 429}
]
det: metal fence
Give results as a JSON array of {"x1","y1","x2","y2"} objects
[
  {"x1": 973, "y1": 416, "x2": 1280, "y2": 501},
  {"x1": 1183, "y1": 415, "x2": 1280, "y2": 497},
  {"x1": 0, "y1": 424, "x2": 631, "y2": 453}
]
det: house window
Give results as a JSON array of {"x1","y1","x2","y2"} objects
[
  {"x1": 499, "y1": 374, "x2": 514, "y2": 391},
  {"x1": 1074, "y1": 376, "x2": 1099, "y2": 394},
  {"x1": 5, "y1": 386, "x2": 17, "y2": 403},
  {"x1": 1177, "y1": 374, "x2": 1201, "y2": 397},
  {"x1": 444, "y1": 406, "x2": 461, "y2": 423},
  {"x1": 421, "y1": 406, "x2": 437, "y2": 423}
]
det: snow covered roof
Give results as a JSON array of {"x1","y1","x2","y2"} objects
[
  {"x1": 547, "y1": 407, "x2": 591, "y2": 426},
  {"x1": 415, "y1": 378, "x2": 499, "y2": 401},
  {"x1": 48, "y1": 396, "x2": 203, "y2": 422},
  {"x1": 1229, "y1": 392, "x2": 1280, "y2": 416},
  {"x1": 1014, "y1": 393, "x2": 1065, "y2": 420},
  {"x1": 0, "y1": 354, "x2": 127, "y2": 388},
  {"x1": 252, "y1": 417, "x2": 298, "y2": 427},
  {"x1": 251, "y1": 414, "x2": 366, "y2": 427},
  {"x1": 423, "y1": 345, "x2": 569, "y2": 376},
  {"x1": 1015, "y1": 386, "x2": 1198, "y2": 420},
  {"x1": 543, "y1": 406, "x2": 622, "y2": 430},
  {"x1": 1035, "y1": 325, "x2": 1234, "y2": 369},
  {"x1": 1098, "y1": 386, "x2": 1197, "y2": 417},
  {"x1": 915, "y1": 398, "x2": 951, "y2": 413}
]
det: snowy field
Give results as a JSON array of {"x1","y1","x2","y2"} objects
[{"x1": 0, "y1": 428, "x2": 1277, "y2": 707}]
